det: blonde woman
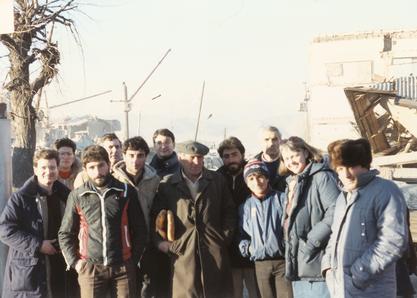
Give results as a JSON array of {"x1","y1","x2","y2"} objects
[{"x1": 279, "y1": 136, "x2": 339, "y2": 298}]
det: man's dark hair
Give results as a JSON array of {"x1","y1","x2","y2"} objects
[
  {"x1": 152, "y1": 128, "x2": 175, "y2": 144},
  {"x1": 82, "y1": 145, "x2": 110, "y2": 167},
  {"x1": 328, "y1": 138, "x2": 372, "y2": 170},
  {"x1": 54, "y1": 137, "x2": 76, "y2": 153},
  {"x1": 123, "y1": 136, "x2": 150, "y2": 155},
  {"x1": 99, "y1": 133, "x2": 120, "y2": 144},
  {"x1": 33, "y1": 149, "x2": 59, "y2": 167},
  {"x1": 217, "y1": 137, "x2": 245, "y2": 157}
]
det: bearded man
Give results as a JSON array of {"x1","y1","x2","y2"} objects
[
  {"x1": 217, "y1": 137, "x2": 259, "y2": 298},
  {"x1": 59, "y1": 145, "x2": 147, "y2": 298}
]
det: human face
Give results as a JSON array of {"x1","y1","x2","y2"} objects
[
  {"x1": 335, "y1": 165, "x2": 369, "y2": 191},
  {"x1": 221, "y1": 148, "x2": 244, "y2": 175},
  {"x1": 262, "y1": 130, "x2": 280, "y2": 159},
  {"x1": 179, "y1": 153, "x2": 204, "y2": 181},
  {"x1": 124, "y1": 149, "x2": 146, "y2": 176},
  {"x1": 154, "y1": 135, "x2": 175, "y2": 158},
  {"x1": 101, "y1": 139, "x2": 122, "y2": 166},
  {"x1": 85, "y1": 160, "x2": 110, "y2": 187},
  {"x1": 281, "y1": 147, "x2": 308, "y2": 175},
  {"x1": 58, "y1": 146, "x2": 75, "y2": 171},
  {"x1": 34, "y1": 158, "x2": 58, "y2": 191},
  {"x1": 246, "y1": 173, "x2": 269, "y2": 197}
]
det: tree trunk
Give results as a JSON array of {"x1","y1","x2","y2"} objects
[
  {"x1": 8, "y1": 38, "x2": 36, "y2": 188},
  {"x1": 10, "y1": 97, "x2": 36, "y2": 188}
]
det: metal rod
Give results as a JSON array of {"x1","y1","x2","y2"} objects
[
  {"x1": 128, "y1": 48, "x2": 171, "y2": 102},
  {"x1": 49, "y1": 90, "x2": 112, "y2": 109},
  {"x1": 123, "y1": 82, "x2": 129, "y2": 140},
  {"x1": 194, "y1": 81, "x2": 205, "y2": 141}
]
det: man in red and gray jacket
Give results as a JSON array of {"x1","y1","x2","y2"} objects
[{"x1": 59, "y1": 145, "x2": 147, "y2": 297}]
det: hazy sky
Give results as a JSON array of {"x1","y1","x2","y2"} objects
[{"x1": 3, "y1": 0, "x2": 417, "y2": 154}]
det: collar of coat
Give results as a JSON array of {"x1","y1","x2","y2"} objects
[
  {"x1": 285, "y1": 161, "x2": 330, "y2": 184},
  {"x1": 341, "y1": 168, "x2": 379, "y2": 193},
  {"x1": 165, "y1": 168, "x2": 214, "y2": 201},
  {"x1": 169, "y1": 167, "x2": 214, "y2": 184},
  {"x1": 150, "y1": 151, "x2": 179, "y2": 168},
  {"x1": 112, "y1": 160, "x2": 157, "y2": 187},
  {"x1": 19, "y1": 175, "x2": 70, "y2": 200},
  {"x1": 76, "y1": 175, "x2": 127, "y2": 196}
]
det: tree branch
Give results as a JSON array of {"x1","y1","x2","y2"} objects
[{"x1": 30, "y1": 43, "x2": 60, "y2": 95}]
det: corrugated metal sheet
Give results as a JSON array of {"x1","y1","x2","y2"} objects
[{"x1": 371, "y1": 76, "x2": 417, "y2": 100}]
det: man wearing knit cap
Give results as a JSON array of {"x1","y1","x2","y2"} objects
[{"x1": 152, "y1": 140, "x2": 236, "y2": 298}]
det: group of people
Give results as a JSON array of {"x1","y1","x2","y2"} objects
[{"x1": 0, "y1": 126, "x2": 413, "y2": 298}]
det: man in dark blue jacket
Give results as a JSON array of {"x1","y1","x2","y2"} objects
[
  {"x1": 149, "y1": 128, "x2": 180, "y2": 177},
  {"x1": 0, "y1": 149, "x2": 72, "y2": 298}
]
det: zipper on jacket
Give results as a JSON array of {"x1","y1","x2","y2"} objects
[
  {"x1": 97, "y1": 191, "x2": 109, "y2": 266},
  {"x1": 78, "y1": 185, "x2": 126, "y2": 268},
  {"x1": 62, "y1": 251, "x2": 72, "y2": 271},
  {"x1": 124, "y1": 225, "x2": 131, "y2": 248}
]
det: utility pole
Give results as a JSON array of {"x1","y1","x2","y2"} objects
[
  {"x1": 111, "y1": 48, "x2": 171, "y2": 140},
  {"x1": 137, "y1": 112, "x2": 141, "y2": 136},
  {"x1": 123, "y1": 83, "x2": 129, "y2": 140},
  {"x1": 194, "y1": 81, "x2": 205, "y2": 141}
]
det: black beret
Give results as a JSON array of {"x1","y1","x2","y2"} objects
[{"x1": 177, "y1": 140, "x2": 209, "y2": 156}]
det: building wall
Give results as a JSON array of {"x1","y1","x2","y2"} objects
[{"x1": 308, "y1": 30, "x2": 417, "y2": 150}]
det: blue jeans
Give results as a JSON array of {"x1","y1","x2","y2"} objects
[{"x1": 292, "y1": 280, "x2": 329, "y2": 298}]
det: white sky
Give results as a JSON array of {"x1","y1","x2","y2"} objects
[{"x1": 3, "y1": 0, "x2": 417, "y2": 154}]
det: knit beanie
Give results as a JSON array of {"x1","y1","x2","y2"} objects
[{"x1": 243, "y1": 159, "x2": 269, "y2": 182}]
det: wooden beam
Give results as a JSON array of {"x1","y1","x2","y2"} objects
[{"x1": 373, "y1": 152, "x2": 417, "y2": 166}]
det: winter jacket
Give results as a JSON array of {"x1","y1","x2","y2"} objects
[
  {"x1": 149, "y1": 152, "x2": 180, "y2": 178},
  {"x1": 0, "y1": 176, "x2": 70, "y2": 298},
  {"x1": 322, "y1": 170, "x2": 408, "y2": 298},
  {"x1": 239, "y1": 190, "x2": 285, "y2": 261},
  {"x1": 254, "y1": 152, "x2": 286, "y2": 192},
  {"x1": 58, "y1": 176, "x2": 147, "y2": 269},
  {"x1": 152, "y1": 168, "x2": 236, "y2": 298},
  {"x1": 284, "y1": 162, "x2": 339, "y2": 281},
  {"x1": 217, "y1": 164, "x2": 253, "y2": 268},
  {"x1": 112, "y1": 161, "x2": 160, "y2": 232}
]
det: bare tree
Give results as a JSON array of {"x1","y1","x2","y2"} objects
[{"x1": 0, "y1": 0, "x2": 80, "y2": 187}]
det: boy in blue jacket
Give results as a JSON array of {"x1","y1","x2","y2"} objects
[{"x1": 239, "y1": 160, "x2": 293, "y2": 298}]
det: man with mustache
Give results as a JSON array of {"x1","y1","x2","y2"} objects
[
  {"x1": 255, "y1": 126, "x2": 286, "y2": 192},
  {"x1": 153, "y1": 140, "x2": 236, "y2": 298},
  {"x1": 217, "y1": 137, "x2": 259, "y2": 298},
  {"x1": 59, "y1": 145, "x2": 147, "y2": 297}
]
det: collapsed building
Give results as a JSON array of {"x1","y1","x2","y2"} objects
[{"x1": 36, "y1": 115, "x2": 121, "y2": 150}]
